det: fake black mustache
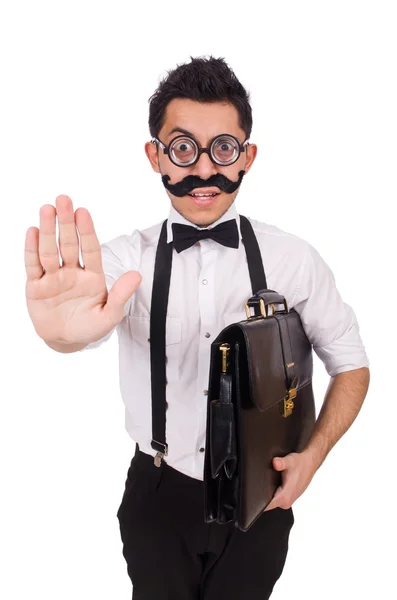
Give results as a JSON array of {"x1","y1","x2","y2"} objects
[{"x1": 161, "y1": 170, "x2": 246, "y2": 197}]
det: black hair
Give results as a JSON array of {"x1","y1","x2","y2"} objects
[{"x1": 148, "y1": 55, "x2": 253, "y2": 140}]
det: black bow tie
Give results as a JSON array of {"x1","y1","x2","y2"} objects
[{"x1": 172, "y1": 219, "x2": 240, "y2": 253}]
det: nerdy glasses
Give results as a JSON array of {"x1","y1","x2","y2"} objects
[{"x1": 151, "y1": 133, "x2": 250, "y2": 168}]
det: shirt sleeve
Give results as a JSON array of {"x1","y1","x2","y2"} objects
[
  {"x1": 79, "y1": 231, "x2": 141, "y2": 351},
  {"x1": 291, "y1": 242, "x2": 370, "y2": 376}
]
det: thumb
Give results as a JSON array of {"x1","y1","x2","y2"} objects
[
  {"x1": 105, "y1": 270, "x2": 142, "y2": 320},
  {"x1": 273, "y1": 457, "x2": 286, "y2": 471}
]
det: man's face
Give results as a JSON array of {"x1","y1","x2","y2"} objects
[{"x1": 145, "y1": 98, "x2": 257, "y2": 226}]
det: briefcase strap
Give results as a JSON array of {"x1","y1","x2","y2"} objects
[
  {"x1": 239, "y1": 215, "x2": 268, "y2": 294},
  {"x1": 149, "y1": 215, "x2": 267, "y2": 464}
]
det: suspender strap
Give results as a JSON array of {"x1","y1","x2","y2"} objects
[
  {"x1": 149, "y1": 220, "x2": 172, "y2": 461},
  {"x1": 149, "y1": 215, "x2": 267, "y2": 464}
]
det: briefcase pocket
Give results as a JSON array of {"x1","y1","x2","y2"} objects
[{"x1": 209, "y1": 400, "x2": 237, "y2": 480}]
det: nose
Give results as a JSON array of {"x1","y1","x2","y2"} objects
[{"x1": 191, "y1": 150, "x2": 218, "y2": 180}]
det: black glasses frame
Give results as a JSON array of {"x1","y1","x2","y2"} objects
[{"x1": 151, "y1": 133, "x2": 250, "y2": 167}]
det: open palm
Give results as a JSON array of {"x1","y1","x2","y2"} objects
[{"x1": 25, "y1": 195, "x2": 141, "y2": 346}]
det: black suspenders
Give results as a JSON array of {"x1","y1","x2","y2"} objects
[{"x1": 149, "y1": 215, "x2": 268, "y2": 466}]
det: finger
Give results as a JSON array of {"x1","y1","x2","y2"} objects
[
  {"x1": 39, "y1": 204, "x2": 60, "y2": 274},
  {"x1": 24, "y1": 227, "x2": 44, "y2": 280},
  {"x1": 264, "y1": 486, "x2": 283, "y2": 511},
  {"x1": 55, "y1": 195, "x2": 80, "y2": 268},
  {"x1": 264, "y1": 499, "x2": 279, "y2": 512},
  {"x1": 75, "y1": 207, "x2": 103, "y2": 273}
]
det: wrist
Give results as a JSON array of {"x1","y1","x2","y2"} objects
[
  {"x1": 301, "y1": 439, "x2": 328, "y2": 471},
  {"x1": 44, "y1": 339, "x2": 87, "y2": 353}
]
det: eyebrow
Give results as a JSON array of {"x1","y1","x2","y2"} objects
[
  {"x1": 167, "y1": 127, "x2": 195, "y2": 138},
  {"x1": 165, "y1": 127, "x2": 245, "y2": 145}
]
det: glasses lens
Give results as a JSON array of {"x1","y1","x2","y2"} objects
[
  {"x1": 211, "y1": 135, "x2": 240, "y2": 165},
  {"x1": 169, "y1": 136, "x2": 198, "y2": 166}
]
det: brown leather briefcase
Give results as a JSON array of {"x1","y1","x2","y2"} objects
[{"x1": 203, "y1": 289, "x2": 316, "y2": 531}]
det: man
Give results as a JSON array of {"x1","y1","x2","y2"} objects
[{"x1": 24, "y1": 56, "x2": 370, "y2": 599}]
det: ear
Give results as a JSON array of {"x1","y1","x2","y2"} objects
[
  {"x1": 243, "y1": 143, "x2": 258, "y2": 174},
  {"x1": 145, "y1": 141, "x2": 161, "y2": 174}
]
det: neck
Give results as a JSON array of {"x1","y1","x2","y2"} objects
[{"x1": 195, "y1": 222, "x2": 213, "y2": 228}]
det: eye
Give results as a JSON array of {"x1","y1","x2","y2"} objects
[
  {"x1": 212, "y1": 135, "x2": 239, "y2": 163},
  {"x1": 169, "y1": 136, "x2": 197, "y2": 164},
  {"x1": 176, "y1": 141, "x2": 194, "y2": 152}
]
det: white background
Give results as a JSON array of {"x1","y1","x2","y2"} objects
[{"x1": 1, "y1": 1, "x2": 395, "y2": 598}]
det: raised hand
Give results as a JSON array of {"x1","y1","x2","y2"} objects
[{"x1": 25, "y1": 195, "x2": 142, "y2": 347}]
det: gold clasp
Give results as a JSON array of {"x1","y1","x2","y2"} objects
[
  {"x1": 245, "y1": 298, "x2": 289, "y2": 320},
  {"x1": 219, "y1": 343, "x2": 230, "y2": 373},
  {"x1": 245, "y1": 298, "x2": 268, "y2": 319},
  {"x1": 282, "y1": 387, "x2": 296, "y2": 418}
]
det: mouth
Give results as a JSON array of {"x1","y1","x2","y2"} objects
[{"x1": 187, "y1": 188, "x2": 221, "y2": 205}]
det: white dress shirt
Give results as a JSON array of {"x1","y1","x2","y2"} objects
[{"x1": 80, "y1": 202, "x2": 369, "y2": 480}]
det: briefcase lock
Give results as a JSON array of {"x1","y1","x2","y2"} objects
[{"x1": 282, "y1": 387, "x2": 296, "y2": 418}]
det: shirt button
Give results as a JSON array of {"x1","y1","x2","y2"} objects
[
  {"x1": 205, "y1": 332, "x2": 211, "y2": 338},
  {"x1": 199, "y1": 447, "x2": 205, "y2": 452},
  {"x1": 202, "y1": 279, "x2": 208, "y2": 285},
  {"x1": 203, "y1": 389, "x2": 208, "y2": 395}
]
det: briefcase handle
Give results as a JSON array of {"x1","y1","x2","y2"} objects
[{"x1": 245, "y1": 288, "x2": 289, "y2": 320}]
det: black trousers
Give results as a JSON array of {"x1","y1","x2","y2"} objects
[{"x1": 117, "y1": 444, "x2": 294, "y2": 600}]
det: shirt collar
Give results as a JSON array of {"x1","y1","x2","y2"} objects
[{"x1": 166, "y1": 201, "x2": 242, "y2": 244}]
